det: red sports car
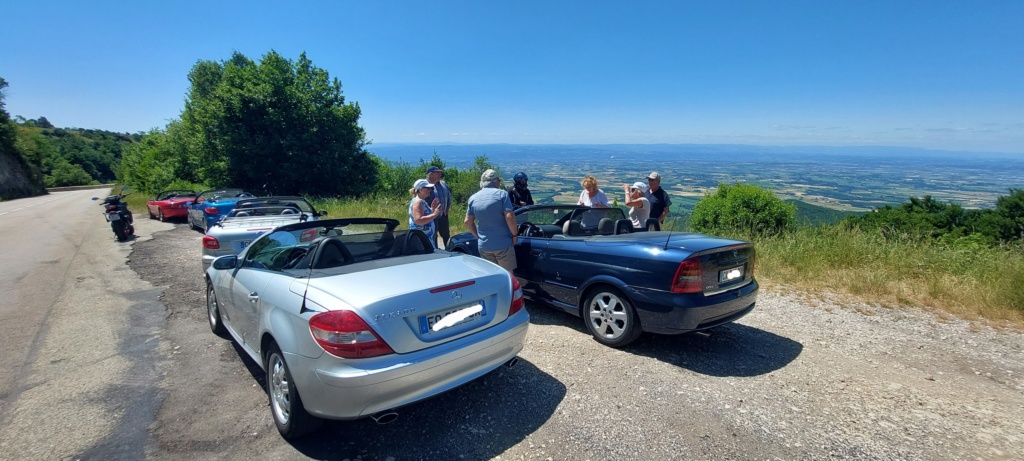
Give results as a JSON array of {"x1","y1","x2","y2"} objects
[{"x1": 147, "y1": 190, "x2": 197, "y2": 222}]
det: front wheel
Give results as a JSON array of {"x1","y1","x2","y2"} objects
[
  {"x1": 207, "y1": 281, "x2": 227, "y2": 337},
  {"x1": 158, "y1": 209, "x2": 166, "y2": 222},
  {"x1": 266, "y1": 345, "x2": 322, "y2": 438},
  {"x1": 584, "y1": 287, "x2": 642, "y2": 347}
]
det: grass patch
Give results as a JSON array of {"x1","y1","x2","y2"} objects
[{"x1": 751, "y1": 225, "x2": 1024, "y2": 327}]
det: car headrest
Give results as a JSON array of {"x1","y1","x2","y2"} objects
[
  {"x1": 597, "y1": 218, "x2": 615, "y2": 235},
  {"x1": 615, "y1": 219, "x2": 633, "y2": 234},
  {"x1": 313, "y1": 237, "x2": 353, "y2": 269},
  {"x1": 563, "y1": 220, "x2": 583, "y2": 237},
  {"x1": 281, "y1": 208, "x2": 297, "y2": 215},
  {"x1": 235, "y1": 211, "x2": 250, "y2": 217}
]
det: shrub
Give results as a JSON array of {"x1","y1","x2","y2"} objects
[{"x1": 690, "y1": 182, "x2": 796, "y2": 237}]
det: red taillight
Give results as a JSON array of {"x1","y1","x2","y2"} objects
[
  {"x1": 309, "y1": 311, "x2": 394, "y2": 358},
  {"x1": 202, "y1": 235, "x2": 220, "y2": 249},
  {"x1": 509, "y1": 276, "x2": 524, "y2": 315},
  {"x1": 205, "y1": 207, "x2": 219, "y2": 215},
  {"x1": 671, "y1": 255, "x2": 703, "y2": 293},
  {"x1": 106, "y1": 205, "x2": 117, "y2": 211}
]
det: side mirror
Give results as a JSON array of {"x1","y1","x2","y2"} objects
[
  {"x1": 211, "y1": 255, "x2": 239, "y2": 270},
  {"x1": 91, "y1": 197, "x2": 99, "y2": 201},
  {"x1": 319, "y1": 210, "x2": 328, "y2": 217}
]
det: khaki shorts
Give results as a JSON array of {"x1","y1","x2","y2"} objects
[{"x1": 480, "y1": 246, "x2": 517, "y2": 273}]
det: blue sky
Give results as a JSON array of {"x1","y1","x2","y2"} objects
[{"x1": 2, "y1": 0, "x2": 1022, "y2": 153}]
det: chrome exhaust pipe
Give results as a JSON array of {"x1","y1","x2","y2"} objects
[
  {"x1": 369, "y1": 410, "x2": 398, "y2": 425},
  {"x1": 506, "y1": 357, "x2": 520, "y2": 368}
]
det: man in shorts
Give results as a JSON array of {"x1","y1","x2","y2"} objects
[{"x1": 464, "y1": 169, "x2": 518, "y2": 274}]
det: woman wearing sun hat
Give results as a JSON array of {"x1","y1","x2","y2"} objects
[
  {"x1": 622, "y1": 181, "x2": 651, "y2": 229},
  {"x1": 409, "y1": 179, "x2": 442, "y2": 247}
]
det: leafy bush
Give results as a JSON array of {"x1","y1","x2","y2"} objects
[{"x1": 690, "y1": 182, "x2": 796, "y2": 237}]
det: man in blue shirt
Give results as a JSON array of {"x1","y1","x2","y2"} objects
[
  {"x1": 425, "y1": 165, "x2": 452, "y2": 248},
  {"x1": 464, "y1": 169, "x2": 518, "y2": 273}
]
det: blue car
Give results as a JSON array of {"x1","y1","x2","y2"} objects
[
  {"x1": 448, "y1": 205, "x2": 758, "y2": 347},
  {"x1": 187, "y1": 188, "x2": 254, "y2": 233}
]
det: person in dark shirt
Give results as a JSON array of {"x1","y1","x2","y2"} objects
[
  {"x1": 645, "y1": 171, "x2": 672, "y2": 224},
  {"x1": 507, "y1": 171, "x2": 534, "y2": 208}
]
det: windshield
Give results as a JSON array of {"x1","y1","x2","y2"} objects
[{"x1": 156, "y1": 190, "x2": 196, "y2": 200}]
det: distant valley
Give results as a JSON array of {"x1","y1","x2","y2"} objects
[{"x1": 370, "y1": 144, "x2": 1024, "y2": 218}]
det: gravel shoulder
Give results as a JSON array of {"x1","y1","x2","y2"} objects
[{"x1": 130, "y1": 222, "x2": 1024, "y2": 460}]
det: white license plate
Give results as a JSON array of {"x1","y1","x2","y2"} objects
[
  {"x1": 719, "y1": 265, "x2": 744, "y2": 283},
  {"x1": 421, "y1": 303, "x2": 485, "y2": 333},
  {"x1": 107, "y1": 213, "x2": 120, "y2": 221}
]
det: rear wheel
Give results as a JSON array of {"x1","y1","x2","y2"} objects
[
  {"x1": 584, "y1": 287, "x2": 642, "y2": 347},
  {"x1": 206, "y1": 280, "x2": 227, "y2": 337},
  {"x1": 266, "y1": 345, "x2": 322, "y2": 438},
  {"x1": 189, "y1": 214, "x2": 200, "y2": 231},
  {"x1": 112, "y1": 220, "x2": 127, "y2": 241}
]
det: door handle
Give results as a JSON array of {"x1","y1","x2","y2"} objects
[
  {"x1": 248, "y1": 292, "x2": 259, "y2": 303},
  {"x1": 531, "y1": 250, "x2": 542, "y2": 256}
]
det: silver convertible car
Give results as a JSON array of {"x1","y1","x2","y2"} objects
[{"x1": 205, "y1": 218, "x2": 529, "y2": 438}]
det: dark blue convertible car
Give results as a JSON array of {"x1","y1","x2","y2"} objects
[{"x1": 448, "y1": 205, "x2": 758, "y2": 347}]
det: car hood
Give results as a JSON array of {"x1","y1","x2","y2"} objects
[{"x1": 294, "y1": 254, "x2": 516, "y2": 354}]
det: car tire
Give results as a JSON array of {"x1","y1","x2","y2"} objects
[
  {"x1": 189, "y1": 214, "x2": 199, "y2": 231},
  {"x1": 158, "y1": 209, "x2": 166, "y2": 222},
  {"x1": 266, "y1": 345, "x2": 322, "y2": 439},
  {"x1": 206, "y1": 280, "x2": 228, "y2": 338},
  {"x1": 584, "y1": 287, "x2": 642, "y2": 347},
  {"x1": 148, "y1": 208, "x2": 156, "y2": 219},
  {"x1": 112, "y1": 221, "x2": 128, "y2": 241}
]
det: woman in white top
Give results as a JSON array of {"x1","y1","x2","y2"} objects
[
  {"x1": 623, "y1": 181, "x2": 651, "y2": 228},
  {"x1": 577, "y1": 175, "x2": 610, "y2": 208}
]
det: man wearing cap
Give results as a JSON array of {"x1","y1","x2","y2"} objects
[
  {"x1": 464, "y1": 169, "x2": 518, "y2": 274},
  {"x1": 425, "y1": 165, "x2": 452, "y2": 248},
  {"x1": 646, "y1": 172, "x2": 672, "y2": 224},
  {"x1": 622, "y1": 181, "x2": 651, "y2": 229}
]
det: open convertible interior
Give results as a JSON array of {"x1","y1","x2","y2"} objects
[{"x1": 517, "y1": 207, "x2": 660, "y2": 239}]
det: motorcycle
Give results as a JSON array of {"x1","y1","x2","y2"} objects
[{"x1": 93, "y1": 187, "x2": 135, "y2": 241}]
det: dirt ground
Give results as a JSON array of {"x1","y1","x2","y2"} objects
[{"x1": 129, "y1": 220, "x2": 1024, "y2": 460}]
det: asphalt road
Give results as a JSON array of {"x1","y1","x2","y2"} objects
[{"x1": 0, "y1": 189, "x2": 165, "y2": 460}]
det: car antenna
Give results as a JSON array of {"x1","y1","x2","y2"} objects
[{"x1": 663, "y1": 224, "x2": 672, "y2": 251}]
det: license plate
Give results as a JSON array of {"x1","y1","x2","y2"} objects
[
  {"x1": 240, "y1": 240, "x2": 251, "y2": 249},
  {"x1": 421, "y1": 303, "x2": 485, "y2": 333},
  {"x1": 719, "y1": 265, "x2": 744, "y2": 283},
  {"x1": 107, "y1": 213, "x2": 120, "y2": 221}
]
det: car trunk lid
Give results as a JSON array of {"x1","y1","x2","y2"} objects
[{"x1": 303, "y1": 255, "x2": 514, "y2": 354}]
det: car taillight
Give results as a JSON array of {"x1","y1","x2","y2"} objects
[
  {"x1": 309, "y1": 311, "x2": 394, "y2": 358},
  {"x1": 671, "y1": 255, "x2": 703, "y2": 293},
  {"x1": 202, "y1": 235, "x2": 220, "y2": 249},
  {"x1": 205, "y1": 207, "x2": 219, "y2": 215},
  {"x1": 509, "y1": 276, "x2": 524, "y2": 315}
]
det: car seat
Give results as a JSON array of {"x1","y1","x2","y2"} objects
[
  {"x1": 597, "y1": 218, "x2": 615, "y2": 235},
  {"x1": 235, "y1": 211, "x2": 251, "y2": 217},
  {"x1": 645, "y1": 218, "x2": 661, "y2": 232},
  {"x1": 562, "y1": 220, "x2": 583, "y2": 237},
  {"x1": 614, "y1": 219, "x2": 633, "y2": 234},
  {"x1": 313, "y1": 237, "x2": 354, "y2": 269}
]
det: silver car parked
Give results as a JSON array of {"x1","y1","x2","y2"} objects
[
  {"x1": 201, "y1": 196, "x2": 326, "y2": 270},
  {"x1": 205, "y1": 218, "x2": 529, "y2": 438}
]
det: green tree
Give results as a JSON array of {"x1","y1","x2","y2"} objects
[
  {"x1": 0, "y1": 77, "x2": 47, "y2": 199},
  {"x1": 45, "y1": 158, "x2": 94, "y2": 187},
  {"x1": 179, "y1": 51, "x2": 374, "y2": 196},
  {"x1": 691, "y1": 182, "x2": 796, "y2": 237}
]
